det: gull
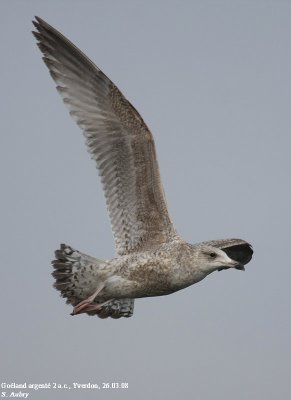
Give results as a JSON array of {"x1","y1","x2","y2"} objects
[{"x1": 32, "y1": 17, "x2": 253, "y2": 319}]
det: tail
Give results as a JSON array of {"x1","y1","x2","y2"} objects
[{"x1": 52, "y1": 244, "x2": 134, "y2": 319}]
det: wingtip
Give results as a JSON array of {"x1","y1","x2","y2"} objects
[
  {"x1": 31, "y1": 30, "x2": 39, "y2": 39},
  {"x1": 32, "y1": 20, "x2": 38, "y2": 30},
  {"x1": 245, "y1": 241, "x2": 254, "y2": 256},
  {"x1": 34, "y1": 16, "x2": 43, "y2": 24},
  {"x1": 32, "y1": 16, "x2": 49, "y2": 30}
]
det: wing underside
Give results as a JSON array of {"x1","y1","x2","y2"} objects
[{"x1": 33, "y1": 17, "x2": 177, "y2": 255}]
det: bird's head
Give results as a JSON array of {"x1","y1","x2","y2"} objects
[{"x1": 195, "y1": 246, "x2": 245, "y2": 274}]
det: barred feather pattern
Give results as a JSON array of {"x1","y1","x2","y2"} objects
[
  {"x1": 32, "y1": 17, "x2": 177, "y2": 256},
  {"x1": 52, "y1": 244, "x2": 134, "y2": 319}
]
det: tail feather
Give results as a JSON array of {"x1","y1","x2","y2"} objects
[
  {"x1": 52, "y1": 244, "x2": 134, "y2": 319},
  {"x1": 90, "y1": 298, "x2": 134, "y2": 319}
]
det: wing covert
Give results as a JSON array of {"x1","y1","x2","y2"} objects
[{"x1": 33, "y1": 17, "x2": 177, "y2": 255}]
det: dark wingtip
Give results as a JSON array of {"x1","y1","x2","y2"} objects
[
  {"x1": 32, "y1": 16, "x2": 51, "y2": 32},
  {"x1": 32, "y1": 17, "x2": 42, "y2": 37},
  {"x1": 235, "y1": 263, "x2": 245, "y2": 271},
  {"x1": 34, "y1": 16, "x2": 44, "y2": 24},
  {"x1": 223, "y1": 243, "x2": 253, "y2": 266},
  {"x1": 31, "y1": 30, "x2": 40, "y2": 40}
]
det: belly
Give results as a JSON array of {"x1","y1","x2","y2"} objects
[
  {"x1": 101, "y1": 274, "x2": 174, "y2": 299},
  {"x1": 102, "y1": 266, "x2": 207, "y2": 299}
]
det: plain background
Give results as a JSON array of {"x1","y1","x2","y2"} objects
[{"x1": 1, "y1": 1, "x2": 290, "y2": 399}]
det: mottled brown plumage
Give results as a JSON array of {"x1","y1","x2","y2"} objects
[{"x1": 33, "y1": 17, "x2": 253, "y2": 319}]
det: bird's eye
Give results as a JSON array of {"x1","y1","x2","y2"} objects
[{"x1": 209, "y1": 252, "x2": 216, "y2": 258}]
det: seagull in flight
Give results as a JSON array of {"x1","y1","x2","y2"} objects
[{"x1": 32, "y1": 17, "x2": 253, "y2": 319}]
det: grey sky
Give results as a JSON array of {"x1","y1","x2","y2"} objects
[{"x1": 1, "y1": 1, "x2": 290, "y2": 399}]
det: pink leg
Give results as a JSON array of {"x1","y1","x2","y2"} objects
[
  {"x1": 72, "y1": 299, "x2": 113, "y2": 315},
  {"x1": 71, "y1": 283, "x2": 107, "y2": 316}
]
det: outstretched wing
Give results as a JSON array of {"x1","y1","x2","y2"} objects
[
  {"x1": 201, "y1": 238, "x2": 253, "y2": 270},
  {"x1": 33, "y1": 17, "x2": 177, "y2": 255}
]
